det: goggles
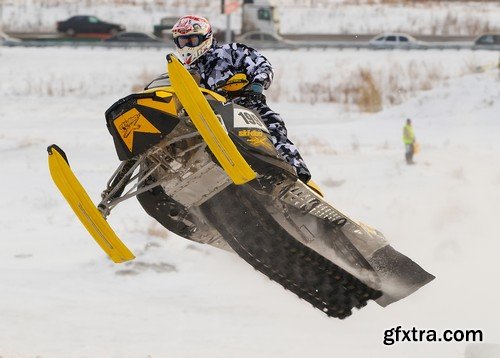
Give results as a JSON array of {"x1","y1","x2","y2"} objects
[{"x1": 174, "y1": 34, "x2": 206, "y2": 49}]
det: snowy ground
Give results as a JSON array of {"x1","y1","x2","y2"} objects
[{"x1": 1, "y1": 46, "x2": 500, "y2": 357}]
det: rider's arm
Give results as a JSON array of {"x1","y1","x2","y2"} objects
[
  {"x1": 229, "y1": 43, "x2": 274, "y2": 90},
  {"x1": 245, "y1": 47, "x2": 274, "y2": 90}
]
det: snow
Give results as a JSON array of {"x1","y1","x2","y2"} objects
[
  {"x1": 1, "y1": 45, "x2": 500, "y2": 357},
  {"x1": 278, "y1": 2, "x2": 500, "y2": 35}
]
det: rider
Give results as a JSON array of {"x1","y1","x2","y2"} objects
[{"x1": 171, "y1": 15, "x2": 312, "y2": 184}]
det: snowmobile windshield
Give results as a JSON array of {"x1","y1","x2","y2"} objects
[{"x1": 145, "y1": 74, "x2": 171, "y2": 90}]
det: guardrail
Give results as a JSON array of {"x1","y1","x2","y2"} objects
[
  {"x1": 2, "y1": 39, "x2": 500, "y2": 51},
  {"x1": 2, "y1": 40, "x2": 174, "y2": 49}
]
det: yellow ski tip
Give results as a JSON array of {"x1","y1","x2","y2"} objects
[
  {"x1": 166, "y1": 53, "x2": 175, "y2": 63},
  {"x1": 48, "y1": 145, "x2": 135, "y2": 263}
]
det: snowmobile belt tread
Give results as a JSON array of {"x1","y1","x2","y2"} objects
[{"x1": 202, "y1": 186, "x2": 382, "y2": 318}]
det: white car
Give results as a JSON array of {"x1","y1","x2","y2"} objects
[{"x1": 369, "y1": 33, "x2": 426, "y2": 48}]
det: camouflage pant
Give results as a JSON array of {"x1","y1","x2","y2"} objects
[{"x1": 235, "y1": 95, "x2": 312, "y2": 183}]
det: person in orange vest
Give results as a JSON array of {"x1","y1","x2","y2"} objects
[{"x1": 402, "y1": 118, "x2": 416, "y2": 164}]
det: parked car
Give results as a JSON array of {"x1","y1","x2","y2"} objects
[
  {"x1": 369, "y1": 33, "x2": 426, "y2": 48},
  {"x1": 104, "y1": 32, "x2": 162, "y2": 43},
  {"x1": 474, "y1": 33, "x2": 500, "y2": 46},
  {"x1": 235, "y1": 31, "x2": 296, "y2": 49},
  {"x1": 153, "y1": 16, "x2": 179, "y2": 37},
  {"x1": 56, "y1": 15, "x2": 125, "y2": 36}
]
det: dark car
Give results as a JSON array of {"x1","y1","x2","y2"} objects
[
  {"x1": 104, "y1": 32, "x2": 162, "y2": 43},
  {"x1": 56, "y1": 15, "x2": 125, "y2": 36},
  {"x1": 153, "y1": 16, "x2": 179, "y2": 37},
  {"x1": 474, "y1": 34, "x2": 500, "y2": 46}
]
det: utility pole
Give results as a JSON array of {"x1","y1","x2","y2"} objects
[
  {"x1": 221, "y1": 0, "x2": 239, "y2": 43},
  {"x1": 225, "y1": 12, "x2": 231, "y2": 43},
  {"x1": 221, "y1": 0, "x2": 230, "y2": 43}
]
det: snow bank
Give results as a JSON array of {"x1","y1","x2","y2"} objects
[{"x1": 1, "y1": 46, "x2": 497, "y2": 112}]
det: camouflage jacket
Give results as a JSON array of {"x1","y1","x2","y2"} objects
[{"x1": 186, "y1": 41, "x2": 274, "y2": 92}]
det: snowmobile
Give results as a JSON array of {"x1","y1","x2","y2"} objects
[{"x1": 48, "y1": 54, "x2": 434, "y2": 319}]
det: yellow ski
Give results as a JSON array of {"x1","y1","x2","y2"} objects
[
  {"x1": 47, "y1": 145, "x2": 135, "y2": 263},
  {"x1": 167, "y1": 54, "x2": 256, "y2": 185}
]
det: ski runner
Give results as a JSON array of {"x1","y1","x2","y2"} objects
[{"x1": 171, "y1": 15, "x2": 312, "y2": 184}]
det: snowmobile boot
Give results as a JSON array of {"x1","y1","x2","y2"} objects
[{"x1": 306, "y1": 179, "x2": 324, "y2": 197}]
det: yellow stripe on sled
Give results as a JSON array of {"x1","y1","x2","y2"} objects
[
  {"x1": 167, "y1": 54, "x2": 256, "y2": 185},
  {"x1": 48, "y1": 145, "x2": 135, "y2": 263}
]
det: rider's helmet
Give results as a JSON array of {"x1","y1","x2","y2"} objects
[{"x1": 171, "y1": 15, "x2": 213, "y2": 65}]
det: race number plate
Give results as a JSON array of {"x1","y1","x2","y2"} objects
[{"x1": 233, "y1": 108, "x2": 269, "y2": 133}]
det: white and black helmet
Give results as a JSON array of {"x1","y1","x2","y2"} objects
[{"x1": 172, "y1": 15, "x2": 213, "y2": 65}]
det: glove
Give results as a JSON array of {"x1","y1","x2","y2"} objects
[
  {"x1": 250, "y1": 82, "x2": 264, "y2": 93},
  {"x1": 239, "y1": 83, "x2": 266, "y2": 104}
]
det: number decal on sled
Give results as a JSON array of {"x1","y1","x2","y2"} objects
[{"x1": 233, "y1": 109, "x2": 269, "y2": 133}]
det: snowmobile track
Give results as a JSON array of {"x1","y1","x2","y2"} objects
[{"x1": 202, "y1": 185, "x2": 382, "y2": 318}]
